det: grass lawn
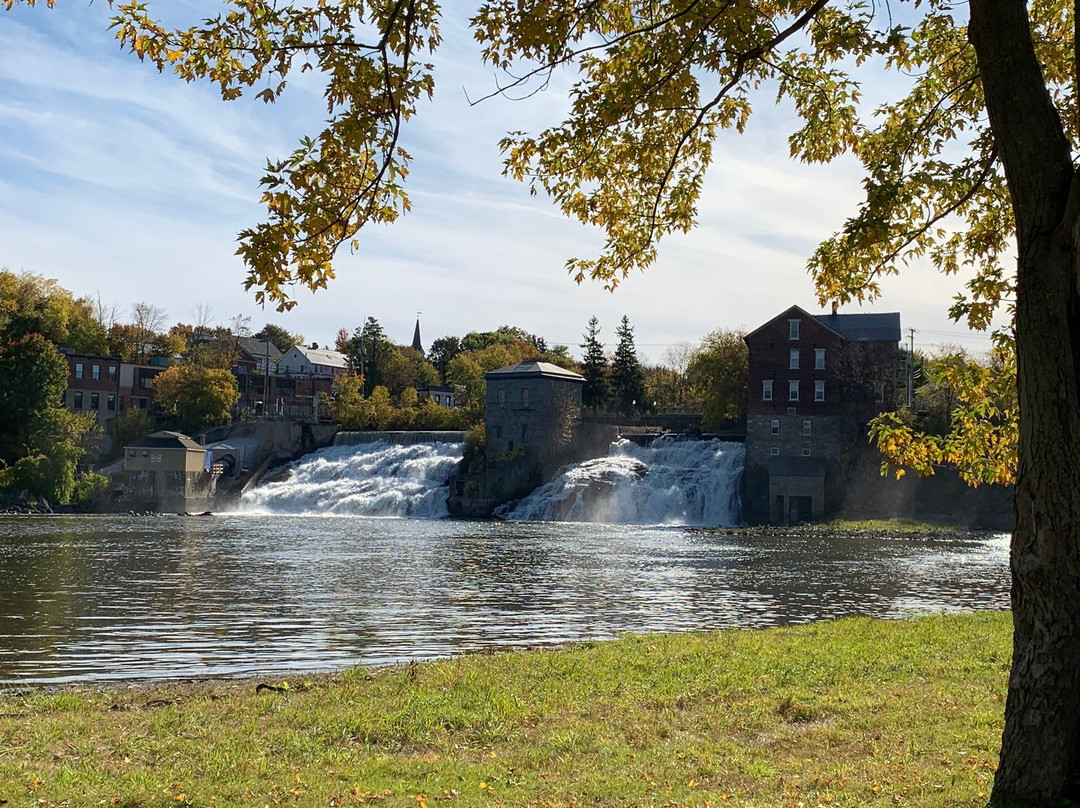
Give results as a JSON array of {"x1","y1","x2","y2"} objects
[{"x1": 0, "y1": 612, "x2": 1010, "y2": 808}]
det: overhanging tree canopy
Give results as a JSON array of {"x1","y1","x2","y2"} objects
[{"x1": 8, "y1": 0, "x2": 1080, "y2": 801}]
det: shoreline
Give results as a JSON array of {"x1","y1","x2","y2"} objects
[{"x1": 0, "y1": 612, "x2": 1010, "y2": 807}]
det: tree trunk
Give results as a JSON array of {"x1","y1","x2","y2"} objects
[{"x1": 968, "y1": 0, "x2": 1080, "y2": 802}]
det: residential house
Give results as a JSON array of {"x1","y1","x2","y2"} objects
[
  {"x1": 278, "y1": 344, "x2": 349, "y2": 378},
  {"x1": 418, "y1": 385, "x2": 456, "y2": 408},
  {"x1": 743, "y1": 305, "x2": 901, "y2": 524},
  {"x1": 236, "y1": 337, "x2": 284, "y2": 374}
]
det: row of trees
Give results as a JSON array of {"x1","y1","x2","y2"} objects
[{"x1": 581, "y1": 316, "x2": 749, "y2": 430}]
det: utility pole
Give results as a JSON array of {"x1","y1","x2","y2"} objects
[{"x1": 907, "y1": 327, "x2": 916, "y2": 409}]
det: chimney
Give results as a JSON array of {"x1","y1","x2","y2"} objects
[
  {"x1": 831, "y1": 301, "x2": 839, "y2": 316},
  {"x1": 311, "y1": 342, "x2": 319, "y2": 350}
]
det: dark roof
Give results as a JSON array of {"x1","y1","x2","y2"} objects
[
  {"x1": 769, "y1": 456, "x2": 827, "y2": 477},
  {"x1": 237, "y1": 337, "x2": 284, "y2": 360},
  {"x1": 745, "y1": 305, "x2": 901, "y2": 344},
  {"x1": 411, "y1": 318, "x2": 424, "y2": 354},
  {"x1": 485, "y1": 361, "x2": 584, "y2": 382},
  {"x1": 125, "y1": 430, "x2": 204, "y2": 451},
  {"x1": 813, "y1": 312, "x2": 901, "y2": 342}
]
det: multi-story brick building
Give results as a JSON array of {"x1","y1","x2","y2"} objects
[
  {"x1": 743, "y1": 305, "x2": 901, "y2": 523},
  {"x1": 61, "y1": 351, "x2": 122, "y2": 454}
]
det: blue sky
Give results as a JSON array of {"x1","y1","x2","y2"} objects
[{"x1": 0, "y1": 2, "x2": 1000, "y2": 361}]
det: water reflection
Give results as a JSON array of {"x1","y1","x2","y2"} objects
[{"x1": 0, "y1": 515, "x2": 1010, "y2": 684}]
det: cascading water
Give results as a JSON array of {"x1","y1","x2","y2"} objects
[
  {"x1": 236, "y1": 441, "x2": 463, "y2": 517},
  {"x1": 496, "y1": 436, "x2": 745, "y2": 526}
]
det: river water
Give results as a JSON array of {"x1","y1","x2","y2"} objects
[{"x1": 0, "y1": 514, "x2": 1010, "y2": 685}]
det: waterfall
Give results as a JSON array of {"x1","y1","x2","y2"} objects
[
  {"x1": 236, "y1": 441, "x2": 463, "y2": 517},
  {"x1": 496, "y1": 436, "x2": 745, "y2": 526}
]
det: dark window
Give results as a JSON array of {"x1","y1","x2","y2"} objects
[
  {"x1": 109, "y1": 365, "x2": 118, "y2": 382},
  {"x1": 92, "y1": 364, "x2": 100, "y2": 381},
  {"x1": 90, "y1": 392, "x2": 99, "y2": 410},
  {"x1": 788, "y1": 319, "x2": 800, "y2": 340},
  {"x1": 73, "y1": 391, "x2": 83, "y2": 409},
  {"x1": 107, "y1": 393, "x2": 116, "y2": 411},
  {"x1": 770, "y1": 418, "x2": 780, "y2": 436},
  {"x1": 74, "y1": 362, "x2": 84, "y2": 380}
]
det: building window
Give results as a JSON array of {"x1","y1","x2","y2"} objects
[
  {"x1": 90, "y1": 392, "x2": 99, "y2": 410},
  {"x1": 803, "y1": 419, "x2": 812, "y2": 436},
  {"x1": 92, "y1": 364, "x2": 100, "y2": 381},
  {"x1": 73, "y1": 391, "x2": 83, "y2": 409},
  {"x1": 770, "y1": 447, "x2": 780, "y2": 456},
  {"x1": 762, "y1": 380, "x2": 773, "y2": 401},
  {"x1": 107, "y1": 393, "x2": 116, "y2": 411},
  {"x1": 802, "y1": 448, "x2": 811, "y2": 456},
  {"x1": 788, "y1": 319, "x2": 800, "y2": 340},
  {"x1": 771, "y1": 418, "x2": 780, "y2": 436},
  {"x1": 109, "y1": 365, "x2": 118, "y2": 382},
  {"x1": 789, "y1": 349, "x2": 800, "y2": 370},
  {"x1": 498, "y1": 388, "x2": 506, "y2": 409},
  {"x1": 815, "y1": 380, "x2": 826, "y2": 402},
  {"x1": 521, "y1": 387, "x2": 530, "y2": 407},
  {"x1": 788, "y1": 380, "x2": 799, "y2": 401},
  {"x1": 815, "y1": 348, "x2": 825, "y2": 370},
  {"x1": 875, "y1": 381, "x2": 886, "y2": 403},
  {"x1": 75, "y1": 362, "x2": 84, "y2": 380}
]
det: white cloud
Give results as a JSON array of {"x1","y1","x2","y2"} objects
[{"x1": 0, "y1": 1, "x2": 999, "y2": 361}]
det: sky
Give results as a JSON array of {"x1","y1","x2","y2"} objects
[{"x1": 0, "y1": 2, "x2": 1003, "y2": 363}]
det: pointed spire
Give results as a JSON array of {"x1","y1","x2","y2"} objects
[{"x1": 411, "y1": 313, "x2": 424, "y2": 355}]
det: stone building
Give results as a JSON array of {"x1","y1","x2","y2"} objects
[
  {"x1": 744, "y1": 305, "x2": 901, "y2": 523},
  {"x1": 448, "y1": 360, "x2": 616, "y2": 515},
  {"x1": 121, "y1": 430, "x2": 216, "y2": 512}
]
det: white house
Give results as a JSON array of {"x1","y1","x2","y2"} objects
[{"x1": 278, "y1": 344, "x2": 349, "y2": 378}]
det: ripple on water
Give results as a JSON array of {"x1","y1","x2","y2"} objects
[{"x1": 0, "y1": 516, "x2": 1011, "y2": 684}]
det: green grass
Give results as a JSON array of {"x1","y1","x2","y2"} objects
[
  {"x1": 0, "y1": 613, "x2": 1011, "y2": 807},
  {"x1": 822, "y1": 518, "x2": 975, "y2": 534}
]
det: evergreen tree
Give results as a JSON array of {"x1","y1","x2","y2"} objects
[
  {"x1": 579, "y1": 316, "x2": 611, "y2": 412},
  {"x1": 611, "y1": 316, "x2": 646, "y2": 416}
]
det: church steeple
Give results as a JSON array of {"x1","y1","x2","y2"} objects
[{"x1": 411, "y1": 313, "x2": 424, "y2": 355}]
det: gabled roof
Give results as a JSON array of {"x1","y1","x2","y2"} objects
[
  {"x1": 814, "y1": 312, "x2": 901, "y2": 342},
  {"x1": 745, "y1": 304, "x2": 901, "y2": 343},
  {"x1": 126, "y1": 430, "x2": 204, "y2": 451},
  {"x1": 292, "y1": 346, "x2": 349, "y2": 368},
  {"x1": 237, "y1": 337, "x2": 284, "y2": 361},
  {"x1": 486, "y1": 360, "x2": 584, "y2": 382}
]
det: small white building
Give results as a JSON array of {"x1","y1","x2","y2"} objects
[{"x1": 278, "y1": 344, "x2": 349, "y2": 378}]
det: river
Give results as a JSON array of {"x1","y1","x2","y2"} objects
[{"x1": 0, "y1": 514, "x2": 1010, "y2": 685}]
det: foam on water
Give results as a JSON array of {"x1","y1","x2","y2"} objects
[
  {"x1": 236, "y1": 440, "x2": 463, "y2": 517},
  {"x1": 496, "y1": 436, "x2": 745, "y2": 526}
]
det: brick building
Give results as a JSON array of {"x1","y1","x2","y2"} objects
[
  {"x1": 744, "y1": 305, "x2": 901, "y2": 523},
  {"x1": 61, "y1": 351, "x2": 122, "y2": 453}
]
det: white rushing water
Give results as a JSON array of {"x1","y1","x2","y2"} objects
[
  {"x1": 237, "y1": 441, "x2": 464, "y2": 517},
  {"x1": 496, "y1": 436, "x2": 745, "y2": 526}
]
